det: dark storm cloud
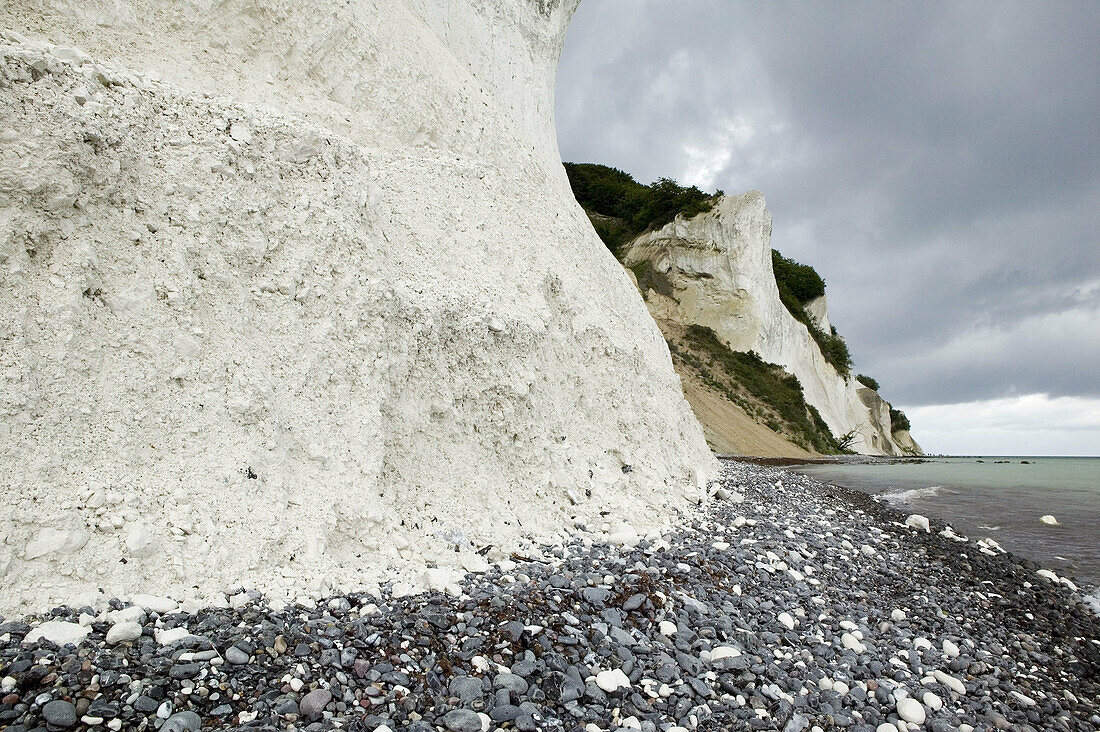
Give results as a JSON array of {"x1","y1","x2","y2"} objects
[{"x1": 555, "y1": 1, "x2": 1100, "y2": 406}]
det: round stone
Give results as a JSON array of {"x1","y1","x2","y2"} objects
[
  {"x1": 923, "y1": 691, "x2": 944, "y2": 711},
  {"x1": 443, "y1": 708, "x2": 483, "y2": 732},
  {"x1": 105, "y1": 621, "x2": 143, "y2": 645},
  {"x1": 300, "y1": 689, "x2": 333, "y2": 719},
  {"x1": 42, "y1": 700, "x2": 78, "y2": 727},
  {"x1": 896, "y1": 697, "x2": 927, "y2": 725},
  {"x1": 161, "y1": 711, "x2": 202, "y2": 732}
]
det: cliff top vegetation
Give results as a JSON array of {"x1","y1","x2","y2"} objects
[{"x1": 563, "y1": 163, "x2": 719, "y2": 257}]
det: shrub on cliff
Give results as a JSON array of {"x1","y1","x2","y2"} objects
[
  {"x1": 856, "y1": 374, "x2": 880, "y2": 391},
  {"x1": 771, "y1": 248, "x2": 851, "y2": 376},
  {"x1": 564, "y1": 163, "x2": 719, "y2": 257},
  {"x1": 772, "y1": 250, "x2": 825, "y2": 304},
  {"x1": 890, "y1": 408, "x2": 911, "y2": 433}
]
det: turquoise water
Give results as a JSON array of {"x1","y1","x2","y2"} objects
[{"x1": 791, "y1": 457, "x2": 1100, "y2": 596}]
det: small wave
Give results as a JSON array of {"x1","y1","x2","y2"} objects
[
  {"x1": 879, "y1": 485, "x2": 943, "y2": 505},
  {"x1": 978, "y1": 524, "x2": 1002, "y2": 531}
]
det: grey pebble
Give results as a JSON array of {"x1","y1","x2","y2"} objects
[
  {"x1": 42, "y1": 700, "x2": 77, "y2": 727},
  {"x1": 299, "y1": 688, "x2": 332, "y2": 719},
  {"x1": 161, "y1": 711, "x2": 202, "y2": 732},
  {"x1": 443, "y1": 708, "x2": 483, "y2": 732}
]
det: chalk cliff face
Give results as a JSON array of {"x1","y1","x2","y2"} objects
[
  {"x1": 621, "y1": 191, "x2": 920, "y2": 456},
  {"x1": 0, "y1": 1, "x2": 716, "y2": 614}
]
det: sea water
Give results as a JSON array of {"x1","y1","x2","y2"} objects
[{"x1": 791, "y1": 457, "x2": 1100, "y2": 606}]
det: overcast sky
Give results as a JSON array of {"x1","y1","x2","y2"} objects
[{"x1": 555, "y1": 1, "x2": 1100, "y2": 455}]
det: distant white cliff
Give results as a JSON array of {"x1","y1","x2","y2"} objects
[
  {"x1": 621, "y1": 191, "x2": 921, "y2": 456},
  {"x1": 0, "y1": 0, "x2": 715, "y2": 615}
]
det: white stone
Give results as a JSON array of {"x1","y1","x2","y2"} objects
[
  {"x1": 24, "y1": 528, "x2": 88, "y2": 560},
  {"x1": 659, "y1": 621, "x2": 678, "y2": 636},
  {"x1": 228, "y1": 122, "x2": 251, "y2": 143},
  {"x1": 778, "y1": 612, "x2": 796, "y2": 630},
  {"x1": 1011, "y1": 690, "x2": 1037, "y2": 707},
  {"x1": 841, "y1": 633, "x2": 866, "y2": 654},
  {"x1": 709, "y1": 646, "x2": 742, "y2": 661},
  {"x1": 896, "y1": 697, "x2": 926, "y2": 725},
  {"x1": 108, "y1": 606, "x2": 146, "y2": 625},
  {"x1": 155, "y1": 627, "x2": 190, "y2": 645},
  {"x1": 877, "y1": 724, "x2": 899, "y2": 732},
  {"x1": 933, "y1": 670, "x2": 966, "y2": 695},
  {"x1": 289, "y1": 678, "x2": 304, "y2": 692},
  {"x1": 941, "y1": 639, "x2": 960, "y2": 658},
  {"x1": 595, "y1": 668, "x2": 631, "y2": 693},
  {"x1": 833, "y1": 681, "x2": 850, "y2": 695},
  {"x1": 913, "y1": 637, "x2": 932, "y2": 651},
  {"x1": 106, "y1": 621, "x2": 143, "y2": 645},
  {"x1": 890, "y1": 609, "x2": 906, "y2": 622},
  {"x1": 24, "y1": 621, "x2": 90, "y2": 647},
  {"x1": 1036, "y1": 569, "x2": 1060, "y2": 583},
  {"x1": 620, "y1": 717, "x2": 641, "y2": 730},
  {"x1": 131, "y1": 594, "x2": 177, "y2": 614},
  {"x1": 904, "y1": 514, "x2": 931, "y2": 532},
  {"x1": 922, "y1": 692, "x2": 943, "y2": 711},
  {"x1": 1039, "y1": 514, "x2": 1059, "y2": 525}
]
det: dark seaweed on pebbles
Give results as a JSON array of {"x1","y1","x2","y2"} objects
[{"x1": 1, "y1": 460, "x2": 1097, "y2": 731}]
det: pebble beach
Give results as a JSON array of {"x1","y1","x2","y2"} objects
[{"x1": 1, "y1": 460, "x2": 1097, "y2": 732}]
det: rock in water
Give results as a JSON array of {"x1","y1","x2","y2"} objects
[
  {"x1": 1040, "y1": 514, "x2": 1059, "y2": 525},
  {"x1": 0, "y1": 0, "x2": 715, "y2": 615}
]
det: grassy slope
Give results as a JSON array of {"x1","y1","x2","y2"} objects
[{"x1": 660, "y1": 321, "x2": 840, "y2": 456}]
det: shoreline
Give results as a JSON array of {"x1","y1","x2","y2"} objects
[
  {"x1": 1, "y1": 461, "x2": 1097, "y2": 731},
  {"x1": 764, "y1": 455, "x2": 1100, "y2": 599}
]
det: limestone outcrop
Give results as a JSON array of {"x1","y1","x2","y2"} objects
[
  {"x1": 620, "y1": 191, "x2": 921, "y2": 456},
  {"x1": 0, "y1": 1, "x2": 716, "y2": 614}
]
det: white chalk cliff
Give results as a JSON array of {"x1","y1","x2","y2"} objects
[
  {"x1": 0, "y1": 1, "x2": 717, "y2": 615},
  {"x1": 621, "y1": 191, "x2": 921, "y2": 456}
]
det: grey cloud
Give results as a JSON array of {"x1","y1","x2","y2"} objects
[{"x1": 556, "y1": 1, "x2": 1100, "y2": 406}]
